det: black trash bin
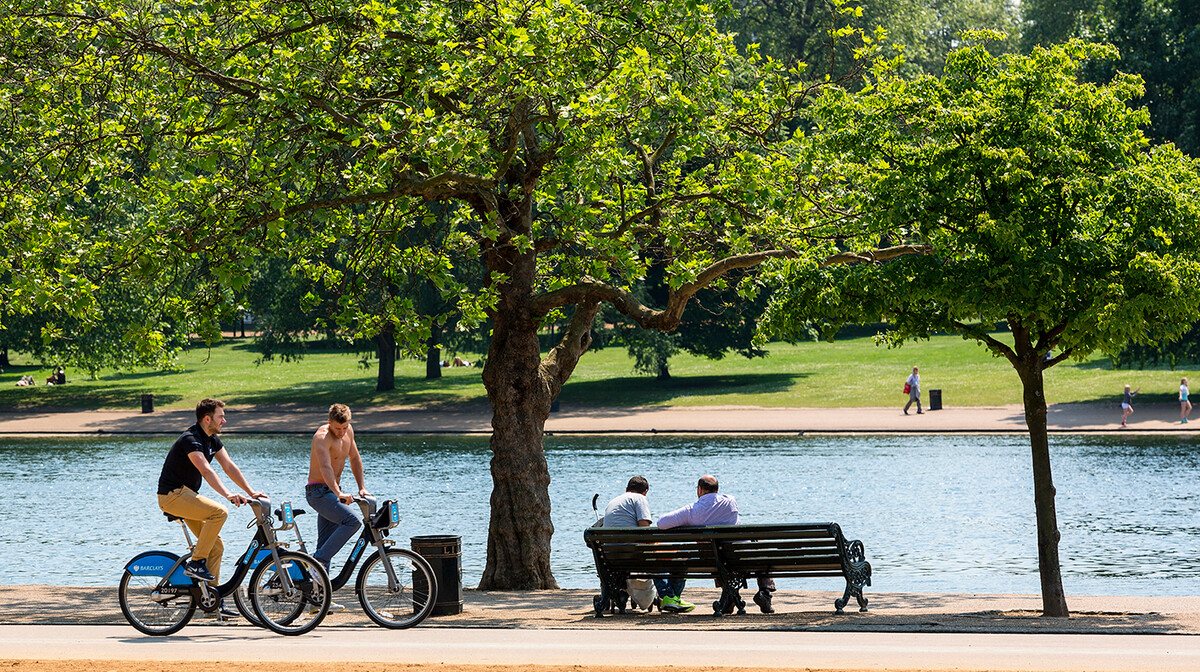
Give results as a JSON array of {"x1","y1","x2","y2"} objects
[
  {"x1": 929, "y1": 389, "x2": 942, "y2": 411},
  {"x1": 140, "y1": 394, "x2": 154, "y2": 413},
  {"x1": 411, "y1": 535, "x2": 463, "y2": 616}
]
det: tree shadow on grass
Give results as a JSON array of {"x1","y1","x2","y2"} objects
[
  {"x1": 226, "y1": 372, "x2": 489, "y2": 409},
  {"x1": 560, "y1": 373, "x2": 805, "y2": 406},
  {"x1": 98, "y1": 369, "x2": 186, "y2": 381},
  {"x1": 0, "y1": 388, "x2": 186, "y2": 412}
]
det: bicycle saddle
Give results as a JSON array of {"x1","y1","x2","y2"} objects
[
  {"x1": 163, "y1": 512, "x2": 183, "y2": 522},
  {"x1": 275, "y1": 507, "x2": 306, "y2": 519}
]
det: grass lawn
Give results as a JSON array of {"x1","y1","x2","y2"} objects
[{"x1": 0, "y1": 333, "x2": 1195, "y2": 411}]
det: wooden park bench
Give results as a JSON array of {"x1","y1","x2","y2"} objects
[{"x1": 584, "y1": 522, "x2": 872, "y2": 617}]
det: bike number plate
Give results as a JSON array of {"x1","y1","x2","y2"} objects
[
  {"x1": 389, "y1": 501, "x2": 399, "y2": 526},
  {"x1": 281, "y1": 502, "x2": 294, "y2": 524}
]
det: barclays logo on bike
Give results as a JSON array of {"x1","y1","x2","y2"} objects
[{"x1": 243, "y1": 540, "x2": 260, "y2": 563}]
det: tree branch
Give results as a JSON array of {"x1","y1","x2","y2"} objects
[
  {"x1": 531, "y1": 244, "x2": 932, "y2": 327},
  {"x1": 540, "y1": 302, "x2": 601, "y2": 394},
  {"x1": 953, "y1": 319, "x2": 1017, "y2": 363}
]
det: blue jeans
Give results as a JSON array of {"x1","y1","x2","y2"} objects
[
  {"x1": 305, "y1": 484, "x2": 362, "y2": 570},
  {"x1": 654, "y1": 577, "x2": 686, "y2": 599}
]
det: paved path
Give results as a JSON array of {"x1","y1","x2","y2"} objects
[
  {"x1": 2, "y1": 625, "x2": 1198, "y2": 671},
  {"x1": 0, "y1": 402, "x2": 1196, "y2": 435}
]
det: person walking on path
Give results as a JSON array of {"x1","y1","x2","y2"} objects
[
  {"x1": 1120, "y1": 384, "x2": 1140, "y2": 427},
  {"x1": 305, "y1": 403, "x2": 369, "y2": 614},
  {"x1": 904, "y1": 366, "x2": 923, "y2": 415},
  {"x1": 157, "y1": 398, "x2": 266, "y2": 617},
  {"x1": 1181, "y1": 378, "x2": 1192, "y2": 424}
]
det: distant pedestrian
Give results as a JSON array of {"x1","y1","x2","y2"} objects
[
  {"x1": 903, "y1": 366, "x2": 923, "y2": 415},
  {"x1": 1120, "y1": 384, "x2": 1140, "y2": 427},
  {"x1": 1181, "y1": 378, "x2": 1192, "y2": 424}
]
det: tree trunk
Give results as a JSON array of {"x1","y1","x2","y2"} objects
[
  {"x1": 477, "y1": 215, "x2": 601, "y2": 587},
  {"x1": 426, "y1": 323, "x2": 442, "y2": 380},
  {"x1": 1016, "y1": 359, "x2": 1070, "y2": 617},
  {"x1": 0, "y1": 346, "x2": 8, "y2": 369},
  {"x1": 657, "y1": 362, "x2": 670, "y2": 380},
  {"x1": 373, "y1": 324, "x2": 396, "y2": 392},
  {"x1": 478, "y1": 274, "x2": 557, "y2": 588}
]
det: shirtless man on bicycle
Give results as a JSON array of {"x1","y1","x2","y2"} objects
[
  {"x1": 305, "y1": 403, "x2": 370, "y2": 612},
  {"x1": 157, "y1": 398, "x2": 266, "y2": 616}
]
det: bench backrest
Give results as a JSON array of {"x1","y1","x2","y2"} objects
[{"x1": 585, "y1": 523, "x2": 852, "y2": 580}]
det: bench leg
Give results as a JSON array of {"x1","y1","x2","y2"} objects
[
  {"x1": 713, "y1": 579, "x2": 746, "y2": 617},
  {"x1": 834, "y1": 580, "x2": 869, "y2": 614}
]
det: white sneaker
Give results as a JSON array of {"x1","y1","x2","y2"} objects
[{"x1": 311, "y1": 600, "x2": 346, "y2": 615}]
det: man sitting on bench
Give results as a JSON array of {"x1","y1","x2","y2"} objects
[
  {"x1": 656, "y1": 474, "x2": 777, "y2": 613},
  {"x1": 597, "y1": 476, "x2": 657, "y2": 612}
]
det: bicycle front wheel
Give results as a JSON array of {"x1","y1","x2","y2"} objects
[
  {"x1": 247, "y1": 551, "x2": 331, "y2": 635},
  {"x1": 356, "y1": 548, "x2": 438, "y2": 629},
  {"x1": 119, "y1": 569, "x2": 195, "y2": 636}
]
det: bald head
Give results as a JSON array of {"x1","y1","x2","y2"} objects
[{"x1": 697, "y1": 475, "x2": 719, "y2": 494}]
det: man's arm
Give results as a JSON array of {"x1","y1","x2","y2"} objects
[
  {"x1": 635, "y1": 496, "x2": 651, "y2": 526},
  {"x1": 213, "y1": 449, "x2": 265, "y2": 503},
  {"x1": 191, "y1": 450, "x2": 261, "y2": 505},
  {"x1": 656, "y1": 503, "x2": 693, "y2": 530},
  {"x1": 347, "y1": 428, "x2": 369, "y2": 496}
]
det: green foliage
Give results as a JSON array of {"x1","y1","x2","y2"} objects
[
  {"x1": 0, "y1": 0, "x2": 861, "y2": 355},
  {"x1": 722, "y1": 0, "x2": 1020, "y2": 79},
  {"x1": 766, "y1": 41, "x2": 1200, "y2": 366},
  {"x1": 1022, "y1": 1, "x2": 1200, "y2": 157}
]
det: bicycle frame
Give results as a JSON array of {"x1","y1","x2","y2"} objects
[
  {"x1": 285, "y1": 496, "x2": 401, "y2": 592},
  {"x1": 122, "y1": 498, "x2": 297, "y2": 612}
]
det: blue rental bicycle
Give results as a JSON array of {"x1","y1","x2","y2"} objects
[
  {"x1": 282, "y1": 495, "x2": 438, "y2": 628},
  {"x1": 119, "y1": 497, "x2": 331, "y2": 636}
]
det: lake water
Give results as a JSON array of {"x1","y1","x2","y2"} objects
[{"x1": 0, "y1": 433, "x2": 1196, "y2": 595}]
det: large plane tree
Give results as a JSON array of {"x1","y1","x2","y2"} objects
[{"x1": 0, "y1": 0, "x2": 920, "y2": 587}]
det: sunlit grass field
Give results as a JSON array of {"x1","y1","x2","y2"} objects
[{"x1": 0, "y1": 333, "x2": 1194, "y2": 411}]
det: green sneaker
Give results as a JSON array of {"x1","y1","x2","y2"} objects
[{"x1": 660, "y1": 596, "x2": 695, "y2": 613}]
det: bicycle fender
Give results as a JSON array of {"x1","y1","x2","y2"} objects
[{"x1": 125, "y1": 550, "x2": 192, "y2": 585}]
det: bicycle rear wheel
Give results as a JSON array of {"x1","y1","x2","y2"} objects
[
  {"x1": 231, "y1": 584, "x2": 264, "y2": 627},
  {"x1": 119, "y1": 569, "x2": 196, "y2": 636},
  {"x1": 356, "y1": 548, "x2": 437, "y2": 629},
  {"x1": 248, "y1": 551, "x2": 330, "y2": 635}
]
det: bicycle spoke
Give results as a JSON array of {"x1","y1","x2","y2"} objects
[
  {"x1": 357, "y1": 549, "x2": 436, "y2": 629},
  {"x1": 119, "y1": 570, "x2": 195, "y2": 636}
]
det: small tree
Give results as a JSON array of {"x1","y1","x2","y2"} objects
[{"x1": 766, "y1": 39, "x2": 1200, "y2": 616}]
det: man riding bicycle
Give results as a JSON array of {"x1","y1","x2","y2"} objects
[
  {"x1": 305, "y1": 403, "x2": 370, "y2": 613},
  {"x1": 157, "y1": 398, "x2": 266, "y2": 616}
]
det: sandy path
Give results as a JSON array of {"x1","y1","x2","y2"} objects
[{"x1": 1, "y1": 402, "x2": 1197, "y2": 435}]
